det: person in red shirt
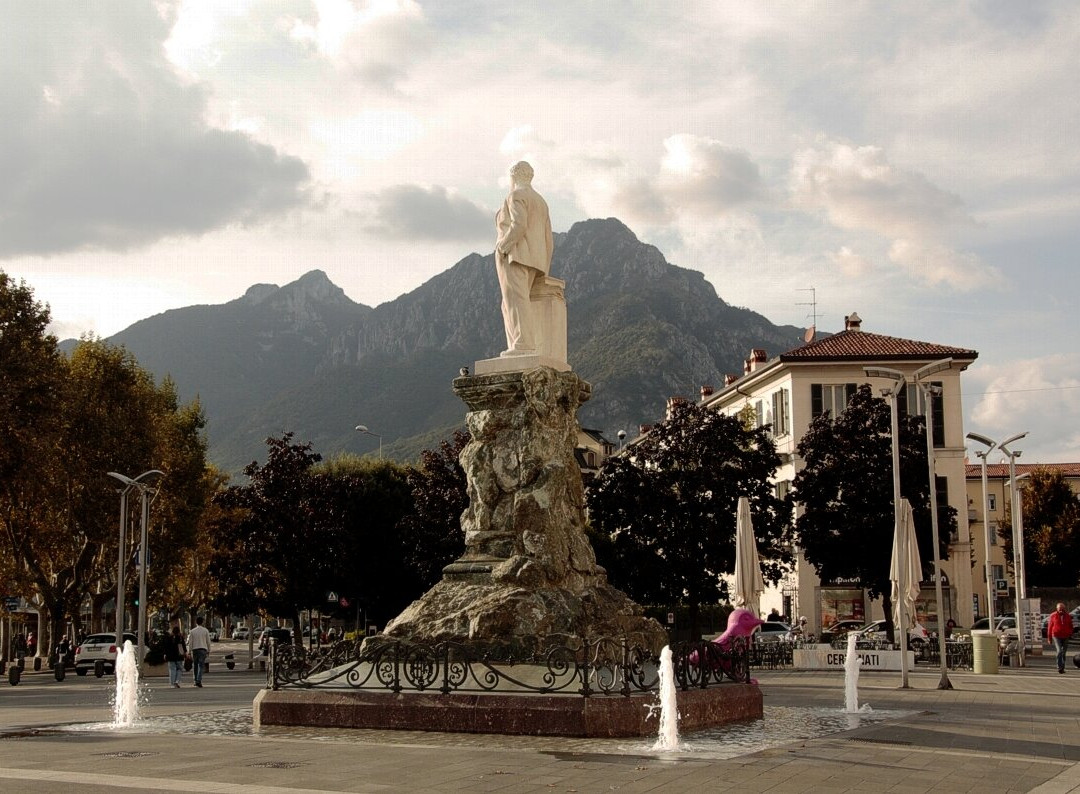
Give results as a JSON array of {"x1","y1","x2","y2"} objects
[{"x1": 1047, "y1": 602, "x2": 1074, "y2": 674}]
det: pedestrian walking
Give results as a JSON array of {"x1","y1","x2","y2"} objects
[
  {"x1": 165, "y1": 625, "x2": 187, "y2": 688},
  {"x1": 1047, "y1": 602, "x2": 1074, "y2": 674},
  {"x1": 187, "y1": 616, "x2": 211, "y2": 687}
]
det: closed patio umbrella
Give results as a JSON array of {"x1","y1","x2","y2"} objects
[
  {"x1": 733, "y1": 496, "x2": 765, "y2": 612},
  {"x1": 890, "y1": 497, "x2": 923, "y2": 688}
]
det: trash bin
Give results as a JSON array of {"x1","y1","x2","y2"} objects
[{"x1": 972, "y1": 630, "x2": 999, "y2": 674}]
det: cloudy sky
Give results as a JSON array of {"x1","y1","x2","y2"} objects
[{"x1": 5, "y1": 1, "x2": 1079, "y2": 462}]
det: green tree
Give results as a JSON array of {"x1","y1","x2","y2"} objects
[
  {"x1": 315, "y1": 454, "x2": 417, "y2": 627},
  {"x1": 999, "y1": 467, "x2": 1080, "y2": 586},
  {"x1": 792, "y1": 385, "x2": 956, "y2": 640},
  {"x1": 207, "y1": 434, "x2": 326, "y2": 637},
  {"x1": 587, "y1": 401, "x2": 792, "y2": 637},
  {"x1": 9, "y1": 339, "x2": 208, "y2": 646},
  {"x1": 396, "y1": 429, "x2": 469, "y2": 590}
]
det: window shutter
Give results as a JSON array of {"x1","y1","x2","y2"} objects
[
  {"x1": 811, "y1": 384, "x2": 823, "y2": 419},
  {"x1": 932, "y1": 381, "x2": 945, "y2": 447}
]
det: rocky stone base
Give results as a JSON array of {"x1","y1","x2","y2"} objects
[
  {"x1": 254, "y1": 684, "x2": 762, "y2": 738},
  {"x1": 381, "y1": 579, "x2": 667, "y2": 657}
]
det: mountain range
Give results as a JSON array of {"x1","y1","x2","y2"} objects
[{"x1": 102, "y1": 218, "x2": 806, "y2": 472}]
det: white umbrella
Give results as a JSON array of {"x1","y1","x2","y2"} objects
[
  {"x1": 890, "y1": 498, "x2": 923, "y2": 687},
  {"x1": 733, "y1": 496, "x2": 765, "y2": 612}
]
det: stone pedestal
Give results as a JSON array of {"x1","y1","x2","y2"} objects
[
  {"x1": 255, "y1": 684, "x2": 762, "y2": 738},
  {"x1": 474, "y1": 277, "x2": 568, "y2": 376},
  {"x1": 383, "y1": 367, "x2": 666, "y2": 655}
]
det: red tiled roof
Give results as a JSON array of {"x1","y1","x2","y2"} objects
[
  {"x1": 965, "y1": 462, "x2": 1080, "y2": 478},
  {"x1": 780, "y1": 330, "x2": 978, "y2": 362}
]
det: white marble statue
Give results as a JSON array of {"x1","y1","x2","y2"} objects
[{"x1": 495, "y1": 161, "x2": 554, "y2": 357}]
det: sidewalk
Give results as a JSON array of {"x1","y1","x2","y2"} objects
[{"x1": 1, "y1": 654, "x2": 1079, "y2": 793}]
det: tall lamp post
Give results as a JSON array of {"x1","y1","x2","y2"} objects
[
  {"x1": 108, "y1": 470, "x2": 163, "y2": 669},
  {"x1": 913, "y1": 358, "x2": 953, "y2": 689},
  {"x1": 355, "y1": 424, "x2": 383, "y2": 459},
  {"x1": 966, "y1": 433, "x2": 999, "y2": 626},
  {"x1": 863, "y1": 365, "x2": 911, "y2": 688},
  {"x1": 998, "y1": 432, "x2": 1028, "y2": 664}
]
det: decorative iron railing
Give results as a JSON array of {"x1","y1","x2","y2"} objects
[{"x1": 268, "y1": 635, "x2": 751, "y2": 696}]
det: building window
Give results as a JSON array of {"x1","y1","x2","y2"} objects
[
  {"x1": 811, "y1": 383, "x2": 856, "y2": 420},
  {"x1": 988, "y1": 494, "x2": 997, "y2": 512},
  {"x1": 898, "y1": 382, "x2": 946, "y2": 447},
  {"x1": 772, "y1": 388, "x2": 790, "y2": 436},
  {"x1": 754, "y1": 400, "x2": 764, "y2": 429},
  {"x1": 775, "y1": 480, "x2": 791, "y2": 501}
]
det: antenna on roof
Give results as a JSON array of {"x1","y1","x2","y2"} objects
[{"x1": 797, "y1": 287, "x2": 818, "y2": 343}]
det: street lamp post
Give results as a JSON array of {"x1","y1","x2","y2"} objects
[
  {"x1": 913, "y1": 358, "x2": 954, "y2": 690},
  {"x1": 864, "y1": 365, "x2": 911, "y2": 688},
  {"x1": 966, "y1": 433, "x2": 999, "y2": 626},
  {"x1": 107, "y1": 470, "x2": 163, "y2": 669},
  {"x1": 355, "y1": 424, "x2": 383, "y2": 459},
  {"x1": 998, "y1": 432, "x2": 1028, "y2": 664}
]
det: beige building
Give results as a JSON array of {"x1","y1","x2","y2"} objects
[
  {"x1": 700, "y1": 312, "x2": 979, "y2": 634},
  {"x1": 965, "y1": 461, "x2": 1080, "y2": 615}
]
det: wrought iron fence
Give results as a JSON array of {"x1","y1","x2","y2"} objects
[{"x1": 268, "y1": 635, "x2": 751, "y2": 696}]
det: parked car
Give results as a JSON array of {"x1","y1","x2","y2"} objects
[
  {"x1": 231, "y1": 627, "x2": 249, "y2": 641},
  {"x1": 970, "y1": 616, "x2": 1017, "y2": 637},
  {"x1": 73, "y1": 632, "x2": 138, "y2": 676},
  {"x1": 822, "y1": 619, "x2": 864, "y2": 640},
  {"x1": 855, "y1": 620, "x2": 930, "y2": 649},
  {"x1": 209, "y1": 627, "x2": 221, "y2": 642},
  {"x1": 753, "y1": 621, "x2": 793, "y2": 643}
]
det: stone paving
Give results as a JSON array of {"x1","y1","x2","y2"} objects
[{"x1": 1, "y1": 652, "x2": 1079, "y2": 793}]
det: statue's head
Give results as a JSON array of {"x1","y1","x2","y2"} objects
[{"x1": 509, "y1": 160, "x2": 534, "y2": 184}]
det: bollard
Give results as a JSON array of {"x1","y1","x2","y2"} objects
[
  {"x1": 54, "y1": 663, "x2": 65, "y2": 681},
  {"x1": 9, "y1": 666, "x2": 20, "y2": 686},
  {"x1": 225, "y1": 653, "x2": 235, "y2": 670},
  {"x1": 94, "y1": 659, "x2": 105, "y2": 678},
  {"x1": 33, "y1": 657, "x2": 42, "y2": 671}
]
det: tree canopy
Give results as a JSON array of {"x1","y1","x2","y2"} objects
[
  {"x1": 207, "y1": 436, "x2": 421, "y2": 634},
  {"x1": 587, "y1": 400, "x2": 792, "y2": 634},
  {"x1": 396, "y1": 429, "x2": 469, "y2": 590},
  {"x1": 1, "y1": 272, "x2": 209, "y2": 644},
  {"x1": 792, "y1": 385, "x2": 956, "y2": 633},
  {"x1": 999, "y1": 466, "x2": 1080, "y2": 587}
]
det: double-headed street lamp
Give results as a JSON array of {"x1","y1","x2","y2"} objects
[
  {"x1": 108, "y1": 470, "x2": 163, "y2": 669},
  {"x1": 863, "y1": 365, "x2": 911, "y2": 688},
  {"x1": 965, "y1": 433, "x2": 998, "y2": 626},
  {"x1": 998, "y1": 432, "x2": 1028, "y2": 664},
  {"x1": 355, "y1": 424, "x2": 383, "y2": 459},
  {"x1": 912, "y1": 358, "x2": 954, "y2": 690}
]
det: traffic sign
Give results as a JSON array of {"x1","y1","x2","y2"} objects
[{"x1": 326, "y1": 591, "x2": 339, "y2": 604}]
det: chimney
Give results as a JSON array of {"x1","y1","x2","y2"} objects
[
  {"x1": 748, "y1": 348, "x2": 768, "y2": 372},
  {"x1": 724, "y1": 373, "x2": 739, "y2": 386},
  {"x1": 845, "y1": 312, "x2": 863, "y2": 332},
  {"x1": 639, "y1": 424, "x2": 653, "y2": 436},
  {"x1": 666, "y1": 396, "x2": 687, "y2": 419},
  {"x1": 700, "y1": 385, "x2": 714, "y2": 399}
]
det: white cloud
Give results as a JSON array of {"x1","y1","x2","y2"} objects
[
  {"x1": 829, "y1": 246, "x2": 872, "y2": 279},
  {"x1": 887, "y1": 239, "x2": 1000, "y2": 292},
  {"x1": 290, "y1": 0, "x2": 428, "y2": 89},
  {"x1": 658, "y1": 135, "x2": 766, "y2": 217},
  {"x1": 967, "y1": 354, "x2": 1080, "y2": 463},
  {"x1": 364, "y1": 184, "x2": 490, "y2": 241},
  {"x1": 0, "y1": 1, "x2": 309, "y2": 259},
  {"x1": 791, "y1": 141, "x2": 972, "y2": 239}
]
